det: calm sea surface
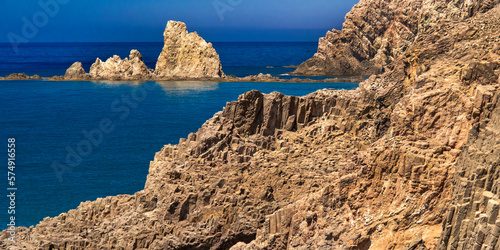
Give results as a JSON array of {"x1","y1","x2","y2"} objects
[
  {"x1": 0, "y1": 42, "x2": 359, "y2": 229},
  {"x1": 0, "y1": 42, "x2": 325, "y2": 78}
]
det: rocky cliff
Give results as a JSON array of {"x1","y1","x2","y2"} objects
[
  {"x1": 439, "y1": 84, "x2": 500, "y2": 250},
  {"x1": 294, "y1": 0, "x2": 500, "y2": 76},
  {"x1": 2, "y1": 1, "x2": 500, "y2": 250}
]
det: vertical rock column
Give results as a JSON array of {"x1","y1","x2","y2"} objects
[{"x1": 439, "y1": 88, "x2": 500, "y2": 250}]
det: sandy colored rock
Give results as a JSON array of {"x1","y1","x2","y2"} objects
[
  {"x1": 89, "y1": 49, "x2": 152, "y2": 80},
  {"x1": 54, "y1": 21, "x2": 225, "y2": 81},
  {"x1": 63, "y1": 62, "x2": 89, "y2": 80},
  {"x1": 155, "y1": 21, "x2": 225, "y2": 78}
]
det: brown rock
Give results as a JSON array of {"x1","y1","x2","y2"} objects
[
  {"x1": 294, "y1": 0, "x2": 496, "y2": 76},
  {"x1": 2, "y1": 1, "x2": 500, "y2": 250},
  {"x1": 0, "y1": 73, "x2": 42, "y2": 80}
]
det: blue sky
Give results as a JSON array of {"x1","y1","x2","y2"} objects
[{"x1": 1, "y1": 0, "x2": 359, "y2": 43}]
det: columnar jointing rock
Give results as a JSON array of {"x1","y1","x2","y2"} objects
[
  {"x1": 439, "y1": 86, "x2": 500, "y2": 249},
  {"x1": 294, "y1": 0, "x2": 500, "y2": 76},
  {"x1": 155, "y1": 21, "x2": 225, "y2": 78},
  {"x1": 294, "y1": 0, "x2": 423, "y2": 76}
]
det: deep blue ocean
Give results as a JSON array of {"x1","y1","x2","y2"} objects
[
  {"x1": 0, "y1": 42, "x2": 359, "y2": 229},
  {"x1": 0, "y1": 42, "x2": 328, "y2": 79}
]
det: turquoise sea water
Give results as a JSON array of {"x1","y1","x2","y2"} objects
[{"x1": 0, "y1": 43, "x2": 360, "y2": 229}]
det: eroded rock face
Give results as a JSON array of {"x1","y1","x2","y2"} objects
[
  {"x1": 439, "y1": 86, "x2": 500, "y2": 249},
  {"x1": 155, "y1": 21, "x2": 225, "y2": 78},
  {"x1": 294, "y1": 0, "x2": 422, "y2": 76},
  {"x1": 89, "y1": 49, "x2": 153, "y2": 80},
  {"x1": 294, "y1": 0, "x2": 499, "y2": 76},
  {"x1": 1, "y1": 1, "x2": 500, "y2": 250}
]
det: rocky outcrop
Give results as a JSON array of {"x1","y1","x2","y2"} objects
[
  {"x1": 0, "y1": 73, "x2": 42, "y2": 80},
  {"x1": 155, "y1": 21, "x2": 225, "y2": 78},
  {"x1": 63, "y1": 62, "x2": 89, "y2": 80},
  {"x1": 294, "y1": 0, "x2": 499, "y2": 76},
  {"x1": 224, "y1": 73, "x2": 366, "y2": 83},
  {"x1": 1, "y1": 1, "x2": 500, "y2": 250},
  {"x1": 294, "y1": 0, "x2": 420, "y2": 76},
  {"x1": 88, "y1": 49, "x2": 153, "y2": 80},
  {"x1": 237, "y1": 3, "x2": 500, "y2": 249},
  {"x1": 53, "y1": 21, "x2": 224, "y2": 81}
]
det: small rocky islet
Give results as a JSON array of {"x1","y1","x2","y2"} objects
[{"x1": 2, "y1": 0, "x2": 500, "y2": 249}]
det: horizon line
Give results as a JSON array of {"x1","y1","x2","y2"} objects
[{"x1": 0, "y1": 41, "x2": 319, "y2": 44}]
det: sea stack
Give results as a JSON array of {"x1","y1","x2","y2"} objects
[
  {"x1": 155, "y1": 21, "x2": 225, "y2": 78},
  {"x1": 60, "y1": 21, "x2": 225, "y2": 81}
]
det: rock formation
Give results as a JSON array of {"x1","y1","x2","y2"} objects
[
  {"x1": 54, "y1": 21, "x2": 224, "y2": 81},
  {"x1": 295, "y1": 0, "x2": 419, "y2": 76},
  {"x1": 155, "y1": 21, "x2": 225, "y2": 78},
  {"x1": 0, "y1": 73, "x2": 42, "y2": 80},
  {"x1": 294, "y1": 0, "x2": 500, "y2": 76},
  {"x1": 63, "y1": 62, "x2": 89, "y2": 80},
  {"x1": 1, "y1": 1, "x2": 500, "y2": 250},
  {"x1": 438, "y1": 84, "x2": 500, "y2": 249},
  {"x1": 224, "y1": 73, "x2": 365, "y2": 83},
  {"x1": 88, "y1": 49, "x2": 153, "y2": 80}
]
